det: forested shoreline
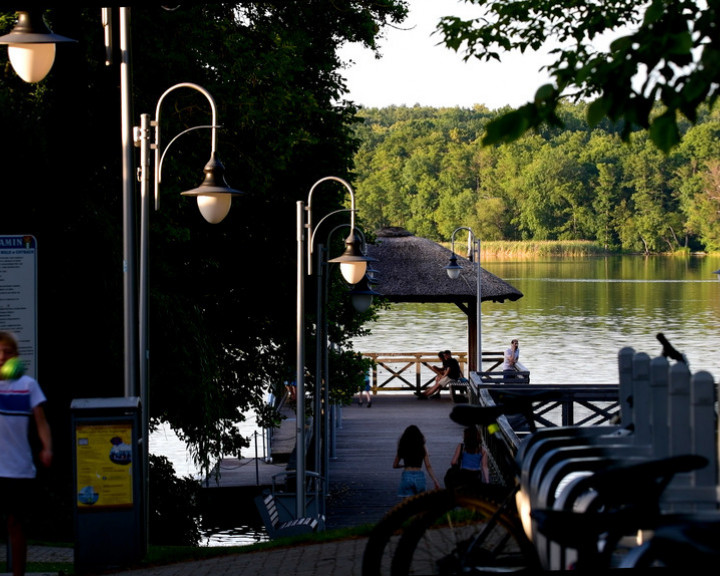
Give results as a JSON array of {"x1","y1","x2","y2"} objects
[{"x1": 351, "y1": 103, "x2": 720, "y2": 254}]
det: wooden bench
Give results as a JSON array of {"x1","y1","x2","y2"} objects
[
  {"x1": 449, "y1": 377, "x2": 471, "y2": 403},
  {"x1": 254, "y1": 493, "x2": 321, "y2": 539}
]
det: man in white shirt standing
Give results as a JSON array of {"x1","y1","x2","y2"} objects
[
  {"x1": 502, "y1": 339, "x2": 520, "y2": 381},
  {"x1": 0, "y1": 331, "x2": 52, "y2": 576}
]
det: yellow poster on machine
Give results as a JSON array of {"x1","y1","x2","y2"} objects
[{"x1": 75, "y1": 423, "x2": 134, "y2": 508}]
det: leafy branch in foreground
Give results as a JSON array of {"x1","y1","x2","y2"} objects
[{"x1": 438, "y1": 0, "x2": 719, "y2": 153}]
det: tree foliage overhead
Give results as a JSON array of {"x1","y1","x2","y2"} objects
[
  {"x1": 437, "y1": 0, "x2": 720, "y2": 152},
  {"x1": 351, "y1": 103, "x2": 720, "y2": 253},
  {"x1": 0, "y1": 1, "x2": 407, "y2": 484}
]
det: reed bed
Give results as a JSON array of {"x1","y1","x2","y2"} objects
[{"x1": 440, "y1": 240, "x2": 608, "y2": 259}]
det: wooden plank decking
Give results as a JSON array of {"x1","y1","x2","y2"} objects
[{"x1": 204, "y1": 393, "x2": 467, "y2": 530}]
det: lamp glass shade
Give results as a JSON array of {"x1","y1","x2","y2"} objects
[
  {"x1": 445, "y1": 254, "x2": 463, "y2": 279},
  {"x1": 446, "y1": 266, "x2": 462, "y2": 280},
  {"x1": 196, "y1": 194, "x2": 232, "y2": 224},
  {"x1": 328, "y1": 232, "x2": 376, "y2": 284},
  {"x1": 351, "y1": 293, "x2": 373, "y2": 313},
  {"x1": 180, "y1": 153, "x2": 242, "y2": 223},
  {"x1": 340, "y1": 261, "x2": 367, "y2": 285},
  {"x1": 8, "y1": 42, "x2": 55, "y2": 82}
]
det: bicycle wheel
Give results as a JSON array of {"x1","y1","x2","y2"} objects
[
  {"x1": 390, "y1": 488, "x2": 539, "y2": 575},
  {"x1": 362, "y1": 490, "x2": 455, "y2": 576}
]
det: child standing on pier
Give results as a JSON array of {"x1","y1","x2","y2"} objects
[{"x1": 393, "y1": 425, "x2": 441, "y2": 497}]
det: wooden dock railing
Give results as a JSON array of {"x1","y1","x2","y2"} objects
[
  {"x1": 471, "y1": 382, "x2": 621, "y2": 486},
  {"x1": 362, "y1": 350, "x2": 531, "y2": 393}
]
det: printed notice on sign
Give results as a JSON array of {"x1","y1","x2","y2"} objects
[
  {"x1": 0, "y1": 235, "x2": 37, "y2": 378},
  {"x1": 75, "y1": 423, "x2": 134, "y2": 508}
]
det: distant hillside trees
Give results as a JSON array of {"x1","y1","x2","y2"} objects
[{"x1": 351, "y1": 103, "x2": 720, "y2": 253}]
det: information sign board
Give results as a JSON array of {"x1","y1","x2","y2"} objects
[{"x1": 0, "y1": 235, "x2": 37, "y2": 377}]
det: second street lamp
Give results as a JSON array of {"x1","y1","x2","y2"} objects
[
  {"x1": 295, "y1": 176, "x2": 374, "y2": 518},
  {"x1": 314, "y1": 224, "x2": 379, "y2": 505}
]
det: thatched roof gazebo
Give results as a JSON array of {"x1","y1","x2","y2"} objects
[{"x1": 365, "y1": 227, "x2": 523, "y2": 371}]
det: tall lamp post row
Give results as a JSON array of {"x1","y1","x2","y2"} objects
[
  {"x1": 2, "y1": 11, "x2": 382, "y2": 528},
  {"x1": 444, "y1": 227, "x2": 482, "y2": 372},
  {"x1": 296, "y1": 176, "x2": 375, "y2": 518},
  {"x1": 1, "y1": 11, "x2": 246, "y2": 547}
]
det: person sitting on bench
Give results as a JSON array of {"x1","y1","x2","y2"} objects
[{"x1": 418, "y1": 350, "x2": 461, "y2": 399}]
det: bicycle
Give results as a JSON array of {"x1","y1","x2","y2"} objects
[
  {"x1": 362, "y1": 391, "x2": 560, "y2": 576},
  {"x1": 385, "y1": 394, "x2": 631, "y2": 575},
  {"x1": 618, "y1": 510, "x2": 720, "y2": 568}
]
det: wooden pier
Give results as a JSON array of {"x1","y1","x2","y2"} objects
[
  {"x1": 203, "y1": 381, "x2": 620, "y2": 532},
  {"x1": 204, "y1": 393, "x2": 465, "y2": 530}
]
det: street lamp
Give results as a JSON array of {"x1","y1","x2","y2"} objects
[
  {"x1": 134, "y1": 82, "x2": 242, "y2": 544},
  {"x1": 0, "y1": 10, "x2": 77, "y2": 82},
  {"x1": 444, "y1": 227, "x2": 482, "y2": 372},
  {"x1": 313, "y1": 225, "x2": 379, "y2": 505},
  {"x1": 296, "y1": 176, "x2": 373, "y2": 518}
]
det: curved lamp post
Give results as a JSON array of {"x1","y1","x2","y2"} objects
[
  {"x1": 134, "y1": 82, "x2": 242, "y2": 543},
  {"x1": 315, "y1": 225, "x2": 379, "y2": 503},
  {"x1": 444, "y1": 227, "x2": 482, "y2": 372},
  {"x1": 296, "y1": 176, "x2": 374, "y2": 518},
  {"x1": 0, "y1": 10, "x2": 77, "y2": 82}
]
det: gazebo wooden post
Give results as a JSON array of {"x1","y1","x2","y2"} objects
[{"x1": 468, "y1": 307, "x2": 478, "y2": 374}]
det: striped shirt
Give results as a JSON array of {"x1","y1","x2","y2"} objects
[{"x1": 0, "y1": 375, "x2": 46, "y2": 478}]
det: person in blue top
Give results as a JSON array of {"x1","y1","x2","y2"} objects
[
  {"x1": 357, "y1": 370, "x2": 372, "y2": 407},
  {"x1": 449, "y1": 426, "x2": 489, "y2": 487}
]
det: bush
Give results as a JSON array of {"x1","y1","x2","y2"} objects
[{"x1": 149, "y1": 454, "x2": 201, "y2": 546}]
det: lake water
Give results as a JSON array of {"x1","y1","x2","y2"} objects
[
  {"x1": 152, "y1": 254, "x2": 720, "y2": 544},
  {"x1": 354, "y1": 255, "x2": 720, "y2": 384}
]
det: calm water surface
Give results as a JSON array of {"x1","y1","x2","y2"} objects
[
  {"x1": 154, "y1": 254, "x2": 720, "y2": 544},
  {"x1": 353, "y1": 255, "x2": 720, "y2": 384}
]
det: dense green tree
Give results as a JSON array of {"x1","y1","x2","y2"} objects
[
  {"x1": 684, "y1": 160, "x2": 720, "y2": 252},
  {"x1": 0, "y1": 2, "x2": 408, "y2": 538},
  {"x1": 350, "y1": 103, "x2": 719, "y2": 253},
  {"x1": 621, "y1": 136, "x2": 680, "y2": 253},
  {"x1": 672, "y1": 119, "x2": 720, "y2": 251},
  {"x1": 581, "y1": 132, "x2": 626, "y2": 251}
]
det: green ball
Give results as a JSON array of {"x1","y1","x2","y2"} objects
[{"x1": 0, "y1": 357, "x2": 25, "y2": 380}]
